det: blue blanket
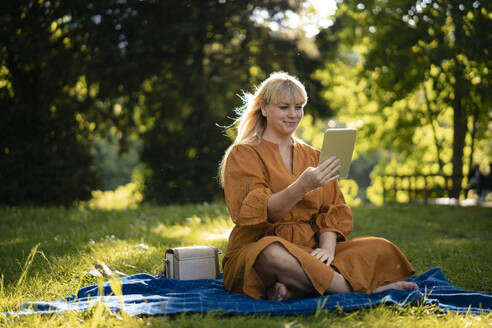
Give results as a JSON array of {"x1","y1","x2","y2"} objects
[{"x1": 10, "y1": 267, "x2": 491, "y2": 316}]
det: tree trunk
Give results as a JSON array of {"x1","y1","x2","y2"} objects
[
  {"x1": 467, "y1": 102, "x2": 479, "y2": 177},
  {"x1": 450, "y1": 2, "x2": 467, "y2": 199},
  {"x1": 423, "y1": 84, "x2": 444, "y2": 173},
  {"x1": 450, "y1": 83, "x2": 466, "y2": 199}
]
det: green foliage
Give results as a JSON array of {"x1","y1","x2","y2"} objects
[
  {"x1": 0, "y1": 204, "x2": 491, "y2": 327},
  {"x1": 84, "y1": 182, "x2": 143, "y2": 210},
  {"x1": 314, "y1": 0, "x2": 491, "y2": 202},
  {"x1": 135, "y1": 0, "x2": 333, "y2": 204},
  {"x1": 1, "y1": 0, "x2": 336, "y2": 205},
  {"x1": 341, "y1": 0, "x2": 492, "y2": 197},
  {"x1": 3, "y1": 0, "x2": 488, "y2": 207},
  {"x1": 0, "y1": 1, "x2": 125, "y2": 205},
  {"x1": 90, "y1": 130, "x2": 141, "y2": 191}
]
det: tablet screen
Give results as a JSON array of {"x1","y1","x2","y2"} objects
[{"x1": 319, "y1": 128, "x2": 357, "y2": 178}]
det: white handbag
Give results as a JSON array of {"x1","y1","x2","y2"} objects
[{"x1": 163, "y1": 245, "x2": 221, "y2": 280}]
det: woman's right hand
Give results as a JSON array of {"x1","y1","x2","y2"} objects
[
  {"x1": 266, "y1": 156, "x2": 341, "y2": 222},
  {"x1": 296, "y1": 156, "x2": 341, "y2": 194}
]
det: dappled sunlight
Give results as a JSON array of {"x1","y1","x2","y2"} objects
[
  {"x1": 339, "y1": 179, "x2": 361, "y2": 207},
  {"x1": 295, "y1": 113, "x2": 325, "y2": 149},
  {"x1": 152, "y1": 223, "x2": 191, "y2": 240},
  {"x1": 439, "y1": 238, "x2": 470, "y2": 246},
  {"x1": 251, "y1": 0, "x2": 336, "y2": 39},
  {"x1": 83, "y1": 238, "x2": 161, "y2": 274},
  {"x1": 151, "y1": 215, "x2": 233, "y2": 246},
  {"x1": 0, "y1": 238, "x2": 27, "y2": 247},
  {"x1": 84, "y1": 182, "x2": 143, "y2": 210},
  {"x1": 69, "y1": 214, "x2": 234, "y2": 276},
  {"x1": 203, "y1": 230, "x2": 232, "y2": 242},
  {"x1": 2, "y1": 204, "x2": 491, "y2": 327}
]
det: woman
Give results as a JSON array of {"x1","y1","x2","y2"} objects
[{"x1": 219, "y1": 72, "x2": 418, "y2": 301}]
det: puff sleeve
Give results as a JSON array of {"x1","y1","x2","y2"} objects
[
  {"x1": 314, "y1": 179, "x2": 353, "y2": 241},
  {"x1": 224, "y1": 145, "x2": 273, "y2": 228}
]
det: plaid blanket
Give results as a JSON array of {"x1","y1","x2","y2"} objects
[{"x1": 9, "y1": 267, "x2": 491, "y2": 316}]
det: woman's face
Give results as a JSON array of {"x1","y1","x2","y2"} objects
[{"x1": 261, "y1": 99, "x2": 304, "y2": 137}]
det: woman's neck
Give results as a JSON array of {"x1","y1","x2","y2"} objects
[{"x1": 262, "y1": 130, "x2": 293, "y2": 150}]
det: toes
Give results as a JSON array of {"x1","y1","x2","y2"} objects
[
  {"x1": 372, "y1": 281, "x2": 419, "y2": 293},
  {"x1": 276, "y1": 283, "x2": 287, "y2": 301},
  {"x1": 266, "y1": 282, "x2": 293, "y2": 301},
  {"x1": 272, "y1": 282, "x2": 289, "y2": 301},
  {"x1": 400, "y1": 281, "x2": 419, "y2": 290}
]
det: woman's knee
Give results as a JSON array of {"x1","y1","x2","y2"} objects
[
  {"x1": 357, "y1": 236, "x2": 395, "y2": 249},
  {"x1": 255, "y1": 242, "x2": 291, "y2": 267},
  {"x1": 365, "y1": 237, "x2": 401, "y2": 257},
  {"x1": 374, "y1": 237, "x2": 397, "y2": 248}
]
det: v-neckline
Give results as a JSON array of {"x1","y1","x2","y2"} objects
[{"x1": 262, "y1": 138, "x2": 296, "y2": 177}]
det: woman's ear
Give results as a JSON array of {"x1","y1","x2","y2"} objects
[{"x1": 260, "y1": 101, "x2": 267, "y2": 117}]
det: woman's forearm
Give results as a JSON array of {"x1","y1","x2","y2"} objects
[
  {"x1": 267, "y1": 180, "x2": 308, "y2": 222},
  {"x1": 318, "y1": 231, "x2": 337, "y2": 253}
]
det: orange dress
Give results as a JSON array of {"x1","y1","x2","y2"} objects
[{"x1": 222, "y1": 139, "x2": 414, "y2": 299}]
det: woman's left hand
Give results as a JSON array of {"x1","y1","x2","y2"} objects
[{"x1": 311, "y1": 248, "x2": 335, "y2": 266}]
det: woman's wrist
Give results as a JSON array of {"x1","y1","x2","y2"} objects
[
  {"x1": 291, "y1": 177, "x2": 311, "y2": 196},
  {"x1": 318, "y1": 231, "x2": 337, "y2": 253}
]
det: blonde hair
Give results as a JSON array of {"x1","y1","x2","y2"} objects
[{"x1": 218, "y1": 71, "x2": 308, "y2": 187}]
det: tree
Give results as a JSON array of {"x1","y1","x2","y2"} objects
[
  {"x1": 1, "y1": 0, "x2": 335, "y2": 205},
  {"x1": 137, "y1": 0, "x2": 333, "y2": 204},
  {"x1": 0, "y1": 1, "x2": 102, "y2": 205},
  {"x1": 330, "y1": 0, "x2": 491, "y2": 198}
]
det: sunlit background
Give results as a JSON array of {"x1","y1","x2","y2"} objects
[{"x1": 1, "y1": 0, "x2": 491, "y2": 209}]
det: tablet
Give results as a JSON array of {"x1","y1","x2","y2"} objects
[{"x1": 319, "y1": 128, "x2": 357, "y2": 178}]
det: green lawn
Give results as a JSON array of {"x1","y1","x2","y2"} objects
[{"x1": 0, "y1": 203, "x2": 491, "y2": 327}]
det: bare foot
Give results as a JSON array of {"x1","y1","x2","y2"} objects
[
  {"x1": 371, "y1": 281, "x2": 419, "y2": 294},
  {"x1": 265, "y1": 282, "x2": 291, "y2": 301}
]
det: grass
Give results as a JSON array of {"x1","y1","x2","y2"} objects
[{"x1": 0, "y1": 203, "x2": 491, "y2": 327}]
